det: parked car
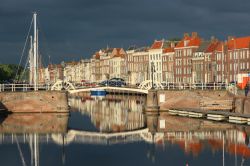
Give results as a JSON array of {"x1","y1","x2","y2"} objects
[
  {"x1": 109, "y1": 78, "x2": 125, "y2": 82},
  {"x1": 99, "y1": 78, "x2": 126, "y2": 87}
]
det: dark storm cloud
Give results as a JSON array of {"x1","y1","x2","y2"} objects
[{"x1": 0, "y1": 0, "x2": 250, "y2": 64}]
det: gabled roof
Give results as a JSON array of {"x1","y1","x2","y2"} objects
[
  {"x1": 151, "y1": 40, "x2": 163, "y2": 49},
  {"x1": 196, "y1": 41, "x2": 210, "y2": 52},
  {"x1": 227, "y1": 36, "x2": 250, "y2": 50},
  {"x1": 112, "y1": 48, "x2": 126, "y2": 58},
  {"x1": 163, "y1": 47, "x2": 175, "y2": 53},
  {"x1": 175, "y1": 33, "x2": 201, "y2": 48},
  {"x1": 214, "y1": 42, "x2": 224, "y2": 52},
  {"x1": 150, "y1": 40, "x2": 173, "y2": 50},
  {"x1": 206, "y1": 41, "x2": 221, "y2": 53},
  {"x1": 93, "y1": 52, "x2": 100, "y2": 59}
]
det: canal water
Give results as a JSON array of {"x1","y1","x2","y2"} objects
[{"x1": 0, "y1": 94, "x2": 250, "y2": 166}]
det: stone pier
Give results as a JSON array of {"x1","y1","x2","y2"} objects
[
  {"x1": 145, "y1": 89, "x2": 160, "y2": 113},
  {"x1": 0, "y1": 91, "x2": 69, "y2": 113},
  {"x1": 145, "y1": 89, "x2": 160, "y2": 134}
]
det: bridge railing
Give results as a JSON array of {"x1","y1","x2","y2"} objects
[
  {"x1": 161, "y1": 82, "x2": 230, "y2": 91},
  {"x1": 73, "y1": 83, "x2": 230, "y2": 91},
  {"x1": 0, "y1": 84, "x2": 51, "y2": 92}
]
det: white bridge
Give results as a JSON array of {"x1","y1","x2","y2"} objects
[
  {"x1": 68, "y1": 86, "x2": 149, "y2": 94},
  {"x1": 69, "y1": 80, "x2": 164, "y2": 94}
]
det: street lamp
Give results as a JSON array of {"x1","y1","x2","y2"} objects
[
  {"x1": 151, "y1": 62, "x2": 155, "y2": 89},
  {"x1": 222, "y1": 43, "x2": 224, "y2": 83},
  {"x1": 232, "y1": 38, "x2": 238, "y2": 83}
]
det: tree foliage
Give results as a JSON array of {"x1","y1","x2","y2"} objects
[{"x1": 0, "y1": 64, "x2": 24, "y2": 82}]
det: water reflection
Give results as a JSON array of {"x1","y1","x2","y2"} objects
[
  {"x1": 0, "y1": 94, "x2": 250, "y2": 165},
  {"x1": 154, "y1": 114, "x2": 250, "y2": 165},
  {"x1": 68, "y1": 94, "x2": 146, "y2": 132},
  {"x1": 0, "y1": 113, "x2": 68, "y2": 166}
]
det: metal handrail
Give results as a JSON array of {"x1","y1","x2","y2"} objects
[
  {"x1": 0, "y1": 84, "x2": 51, "y2": 92},
  {"x1": 161, "y1": 82, "x2": 229, "y2": 90}
]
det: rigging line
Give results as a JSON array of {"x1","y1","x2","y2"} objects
[
  {"x1": 15, "y1": 135, "x2": 27, "y2": 166},
  {"x1": 37, "y1": 17, "x2": 53, "y2": 65},
  {"x1": 19, "y1": 55, "x2": 29, "y2": 82},
  {"x1": 15, "y1": 17, "x2": 34, "y2": 81}
]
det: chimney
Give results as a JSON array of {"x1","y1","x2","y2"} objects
[
  {"x1": 210, "y1": 36, "x2": 216, "y2": 42},
  {"x1": 170, "y1": 42, "x2": 175, "y2": 48},
  {"x1": 228, "y1": 36, "x2": 234, "y2": 41},
  {"x1": 184, "y1": 33, "x2": 189, "y2": 38},
  {"x1": 192, "y1": 32, "x2": 198, "y2": 38}
]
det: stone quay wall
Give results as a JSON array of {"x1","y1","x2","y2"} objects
[
  {"x1": 0, "y1": 91, "x2": 69, "y2": 113},
  {"x1": 157, "y1": 90, "x2": 250, "y2": 115}
]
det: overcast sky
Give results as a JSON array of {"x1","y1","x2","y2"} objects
[{"x1": 1, "y1": 0, "x2": 250, "y2": 65}]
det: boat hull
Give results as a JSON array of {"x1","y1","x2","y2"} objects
[{"x1": 90, "y1": 90, "x2": 107, "y2": 96}]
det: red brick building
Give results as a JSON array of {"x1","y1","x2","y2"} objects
[
  {"x1": 47, "y1": 64, "x2": 63, "y2": 84},
  {"x1": 174, "y1": 32, "x2": 201, "y2": 83},
  {"x1": 226, "y1": 36, "x2": 250, "y2": 83},
  {"x1": 162, "y1": 45, "x2": 175, "y2": 83},
  {"x1": 192, "y1": 38, "x2": 221, "y2": 83},
  {"x1": 204, "y1": 40, "x2": 221, "y2": 83},
  {"x1": 126, "y1": 46, "x2": 149, "y2": 85}
]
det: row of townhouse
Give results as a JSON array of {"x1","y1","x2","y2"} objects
[
  {"x1": 91, "y1": 48, "x2": 127, "y2": 83},
  {"x1": 38, "y1": 48, "x2": 127, "y2": 85},
  {"x1": 128, "y1": 32, "x2": 250, "y2": 85},
  {"x1": 63, "y1": 60, "x2": 91, "y2": 83},
  {"x1": 38, "y1": 60, "x2": 91, "y2": 85},
  {"x1": 190, "y1": 35, "x2": 250, "y2": 84},
  {"x1": 39, "y1": 32, "x2": 250, "y2": 86},
  {"x1": 38, "y1": 64, "x2": 63, "y2": 84}
]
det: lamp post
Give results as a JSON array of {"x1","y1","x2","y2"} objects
[
  {"x1": 61, "y1": 61, "x2": 66, "y2": 82},
  {"x1": 151, "y1": 62, "x2": 155, "y2": 89},
  {"x1": 232, "y1": 38, "x2": 238, "y2": 83},
  {"x1": 222, "y1": 43, "x2": 224, "y2": 83}
]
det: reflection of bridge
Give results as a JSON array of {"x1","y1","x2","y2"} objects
[
  {"x1": 0, "y1": 128, "x2": 165, "y2": 145},
  {"x1": 52, "y1": 128, "x2": 163, "y2": 145},
  {"x1": 69, "y1": 86, "x2": 148, "y2": 94},
  {"x1": 1, "y1": 129, "x2": 247, "y2": 146}
]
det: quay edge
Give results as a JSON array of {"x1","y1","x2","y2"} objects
[{"x1": 155, "y1": 90, "x2": 250, "y2": 115}]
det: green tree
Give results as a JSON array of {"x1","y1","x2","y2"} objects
[{"x1": 0, "y1": 64, "x2": 25, "y2": 82}]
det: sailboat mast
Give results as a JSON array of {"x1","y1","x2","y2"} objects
[
  {"x1": 29, "y1": 36, "x2": 33, "y2": 85},
  {"x1": 33, "y1": 12, "x2": 38, "y2": 91}
]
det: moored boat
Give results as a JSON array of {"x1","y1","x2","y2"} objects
[{"x1": 90, "y1": 89, "x2": 107, "y2": 96}]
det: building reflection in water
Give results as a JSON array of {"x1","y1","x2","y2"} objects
[
  {"x1": 0, "y1": 94, "x2": 250, "y2": 165},
  {"x1": 147, "y1": 113, "x2": 250, "y2": 164},
  {"x1": 68, "y1": 94, "x2": 146, "y2": 132}
]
